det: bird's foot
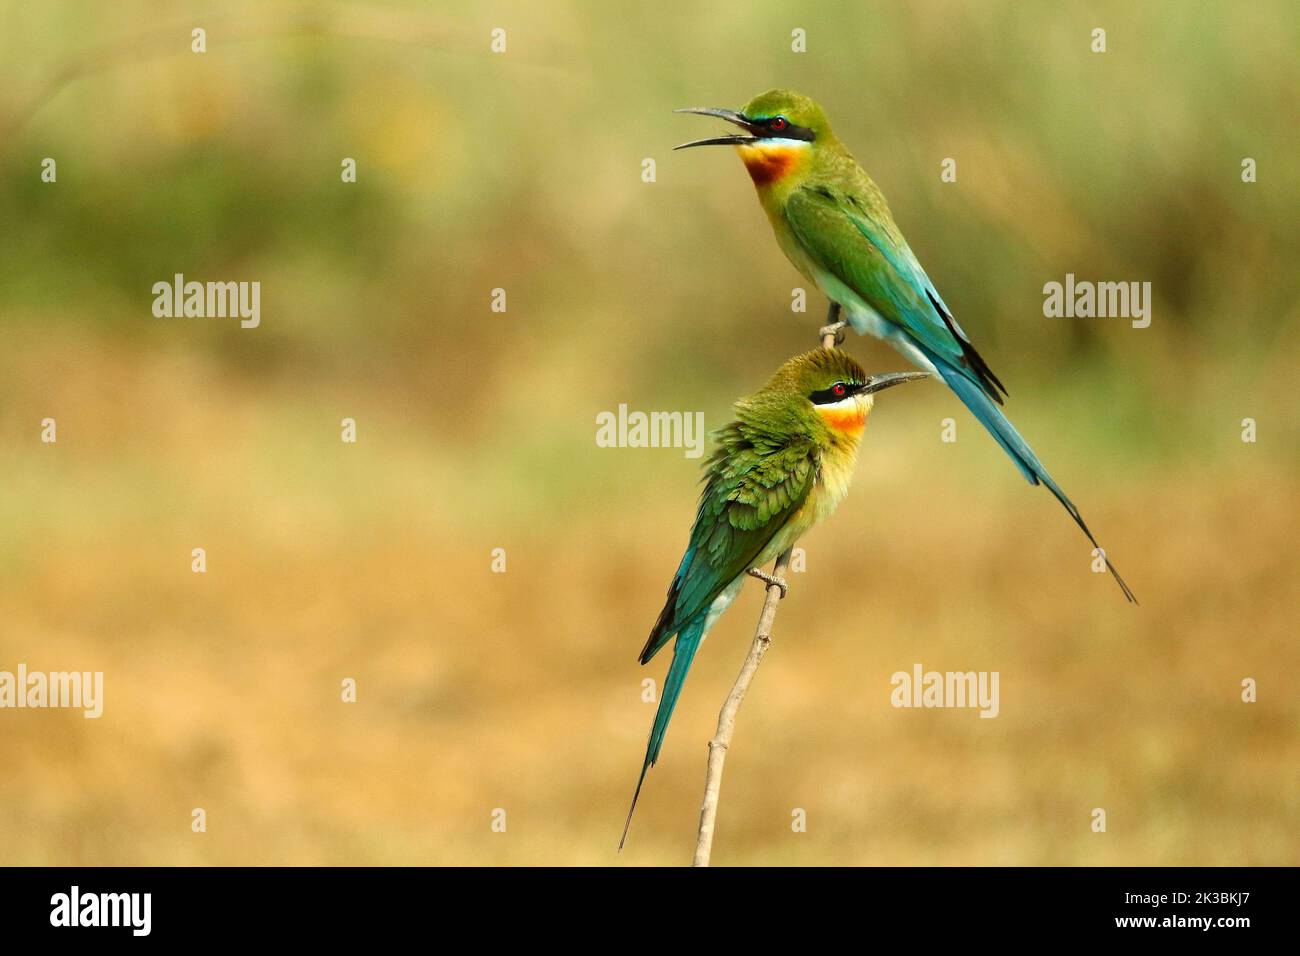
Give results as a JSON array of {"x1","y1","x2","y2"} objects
[
  {"x1": 746, "y1": 567, "x2": 789, "y2": 598},
  {"x1": 818, "y1": 321, "x2": 847, "y2": 347}
]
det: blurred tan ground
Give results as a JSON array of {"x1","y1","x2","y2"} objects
[{"x1": 0, "y1": 0, "x2": 1297, "y2": 864}]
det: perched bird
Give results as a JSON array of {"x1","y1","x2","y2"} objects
[
  {"x1": 676, "y1": 89, "x2": 1135, "y2": 602},
  {"x1": 621, "y1": 348, "x2": 926, "y2": 847}
]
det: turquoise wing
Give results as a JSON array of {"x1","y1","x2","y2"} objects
[
  {"x1": 783, "y1": 184, "x2": 1006, "y2": 402},
  {"x1": 639, "y1": 427, "x2": 817, "y2": 664},
  {"x1": 783, "y1": 184, "x2": 1135, "y2": 602},
  {"x1": 623, "y1": 429, "x2": 819, "y2": 848}
]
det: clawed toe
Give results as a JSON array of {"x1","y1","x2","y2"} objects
[{"x1": 818, "y1": 321, "x2": 847, "y2": 346}]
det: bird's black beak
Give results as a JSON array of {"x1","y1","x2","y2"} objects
[
  {"x1": 857, "y1": 371, "x2": 930, "y2": 395},
  {"x1": 673, "y1": 107, "x2": 761, "y2": 149}
]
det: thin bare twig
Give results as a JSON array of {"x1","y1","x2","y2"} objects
[{"x1": 692, "y1": 547, "x2": 793, "y2": 867}]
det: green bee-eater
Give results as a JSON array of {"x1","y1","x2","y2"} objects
[
  {"x1": 621, "y1": 348, "x2": 926, "y2": 847},
  {"x1": 677, "y1": 89, "x2": 1135, "y2": 603}
]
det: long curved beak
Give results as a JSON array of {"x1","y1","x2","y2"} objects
[
  {"x1": 673, "y1": 107, "x2": 760, "y2": 149},
  {"x1": 857, "y1": 371, "x2": 930, "y2": 395}
]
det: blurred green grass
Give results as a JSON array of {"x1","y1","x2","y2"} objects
[{"x1": 0, "y1": 0, "x2": 1296, "y2": 865}]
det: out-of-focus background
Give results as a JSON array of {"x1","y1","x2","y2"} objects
[{"x1": 1, "y1": 0, "x2": 1296, "y2": 865}]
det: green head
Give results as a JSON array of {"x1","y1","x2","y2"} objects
[
  {"x1": 739, "y1": 89, "x2": 834, "y2": 141},
  {"x1": 675, "y1": 89, "x2": 833, "y2": 148},
  {"x1": 736, "y1": 349, "x2": 927, "y2": 443},
  {"x1": 675, "y1": 89, "x2": 835, "y2": 187}
]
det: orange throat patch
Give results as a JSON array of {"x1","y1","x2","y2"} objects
[
  {"x1": 817, "y1": 402, "x2": 868, "y2": 436},
  {"x1": 737, "y1": 142, "x2": 806, "y2": 186}
]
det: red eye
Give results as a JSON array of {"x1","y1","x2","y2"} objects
[
  {"x1": 770, "y1": 116, "x2": 788, "y2": 131},
  {"x1": 832, "y1": 382, "x2": 847, "y2": 397}
]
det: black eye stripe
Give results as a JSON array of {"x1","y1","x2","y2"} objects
[
  {"x1": 809, "y1": 381, "x2": 860, "y2": 405},
  {"x1": 747, "y1": 115, "x2": 816, "y2": 142}
]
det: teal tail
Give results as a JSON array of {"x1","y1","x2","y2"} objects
[
  {"x1": 930, "y1": 352, "x2": 1137, "y2": 604},
  {"x1": 619, "y1": 616, "x2": 707, "y2": 849}
]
